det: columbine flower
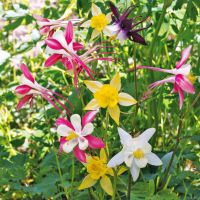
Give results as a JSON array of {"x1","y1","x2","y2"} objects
[
  {"x1": 84, "y1": 73, "x2": 137, "y2": 125},
  {"x1": 78, "y1": 149, "x2": 126, "y2": 196},
  {"x1": 15, "y1": 63, "x2": 71, "y2": 113},
  {"x1": 108, "y1": 127, "x2": 162, "y2": 181},
  {"x1": 134, "y1": 45, "x2": 196, "y2": 109},
  {"x1": 44, "y1": 21, "x2": 113, "y2": 86},
  {"x1": 108, "y1": 1, "x2": 151, "y2": 44},
  {"x1": 33, "y1": 14, "x2": 80, "y2": 37},
  {"x1": 81, "y1": 4, "x2": 112, "y2": 39},
  {"x1": 56, "y1": 112, "x2": 105, "y2": 162}
]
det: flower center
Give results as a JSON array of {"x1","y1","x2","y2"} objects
[
  {"x1": 133, "y1": 149, "x2": 144, "y2": 159},
  {"x1": 66, "y1": 131, "x2": 78, "y2": 141},
  {"x1": 87, "y1": 157, "x2": 108, "y2": 180},
  {"x1": 90, "y1": 14, "x2": 108, "y2": 31},
  {"x1": 94, "y1": 84, "x2": 119, "y2": 108},
  {"x1": 186, "y1": 73, "x2": 196, "y2": 84}
]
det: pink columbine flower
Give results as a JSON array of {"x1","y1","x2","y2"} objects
[
  {"x1": 56, "y1": 111, "x2": 105, "y2": 162},
  {"x1": 44, "y1": 21, "x2": 113, "y2": 86},
  {"x1": 33, "y1": 14, "x2": 81, "y2": 37},
  {"x1": 15, "y1": 63, "x2": 72, "y2": 113},
  {"x1": 134, "y1": 45, "x2": 196, "y2": 109}
]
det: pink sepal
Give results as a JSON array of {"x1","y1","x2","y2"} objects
[
  {"x1": 20, "y1": 63, "x2": 35, "y2": 83},
  {"x1": 86, "y1": 135, "x2": 105, "y2": 149},
  {"x1": 82, "y1": 111, "x2": 98, "y2": 128},
  {"x1": 16, "y1": 94, "x2": 33, "y2": 110},
  {"x1": 59, "y1": 137, "x2": 66, "y2": 153},
  {"x1": 15, "y1": 85, "x2": 32, "y2": 95},
  {"x1": 45, "y1": 54, "x2": 62, "y2": 67},
  {"x1": 56, "y1": 118, "x2": 74, "y2": 130},
  {"x1": 65, "y1": 21, "x2": 73, "y2": 44},
  {"x1": 73, "y1": 146, "x2": 86, "y2": 162},
  {"x1": 45, "y1": 38, "x2": 63, "y2": 50}
]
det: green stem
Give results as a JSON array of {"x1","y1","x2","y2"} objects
[{"x1": 127, "y1": 171, "x2": 132, "y2": 200}]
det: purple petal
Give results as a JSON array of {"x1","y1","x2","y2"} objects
[
  {"x1": 109, "y1": 1, "x2": 120, "y2": 20},
  {"x1": 20, "y1": 64, "x2": 35, "y2": 83},
  {"x1": 86, "y1": 135, "x2": 105, "y2": 149},
  {"x1": 128, "y1": 32, "x2": 146, "y2": 45},
  {"x1": 82, "y1": 111, "x2": 98, "y2": 128},
  {"x1": 73, "y1": 146, "x2": 86, "y2": 162}
]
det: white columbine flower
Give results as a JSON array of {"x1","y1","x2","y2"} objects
[{"x1": 107, "y1": 127, "x2": 162, "y2": 181}]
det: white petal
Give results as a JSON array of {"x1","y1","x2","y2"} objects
[
  {"x1": 118, "y1": 92, "x2": 137, "y2": 106},
  {"x1": 78, "y1": 137, "x2": 88, "y2": 150},
  {"x1": 81, "y1": 20, "x2": 91, "y2": 28},
  {"x1": 81, "y1": 123, "x2": 94, "y2": 136},
  {"x1": 139, "y1": 128, "x2": 155, "y2": 142},
  {"x1": 57, "y1": 124, "x2": 73, "y2": 137},
  {"x1": 118, "y1": 127, "x2": 133, "y2": 147},
  {"x1": 134, "y1": 157, "x2": 148, "y2": 168},
  {"x1": 124, "y1": 154, "x2": 133, "y2": 168},
  {"x1": 85, "y1": 99, "x2": 100, "y2": 110},
  {"x1": 92, "y1": 4, "x2": 101, "y2": 16},
  {"x1": 52, "y1": 30, "x2": 68, "y2": 50},
  {"x1": 70, "y1": 114, "x2": 82, "y2": 132},
  {"x1": 103, "y1": 27, "x2": 115, "y2": 37},
  {"x1": 106, "y1": 13, "x2": 112, "y2": 23},
  {"x1": 107, "y1": 151, "x2": 124, "y2": 167},
  {"x1": 146, "y1": 153, "x2": 162, "y2": 166},
  {"x1": 117, "y1": 30, "x2": 127, "y2": 44},
  {"x1": 142, "y1": 143, "x2": 152, "y2": 154},
  {"x1": 91, "y1": 29, "x2": 100, "y2": 40},
  {"x1": 130, "y1": 162, "x2": 140, "y2": 182},
  {"x1": 62, "y1": 140, "x2": 78, "y2": 153},
  {"x1": 173, "y1": 63, "x2": 191, "y2": 76}
]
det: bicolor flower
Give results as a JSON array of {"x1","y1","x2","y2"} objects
[
  {"x1": 108, "y1": 1, "x2": 151, "y2": 44},
  {"x1": 81, "y1": 4, "x2": 112, "y2": 39},
  {"x1": 15, "y1": 63, "x2": 72, "y2": 113},
  {"x1": 56, "y1": 112, "x2": 105, "y2": 162},
  {"x1": 33, "y1": 14, "x2": 80, "y2": 37},
  {"x1": 44, "y1": 21, "x2": 113, "y2": 86},
  {"x1": 107, "y1": 128, "x2": 162, "y2": 182},
  {"x1": 78, "y1": 149, "x2": 126, "y2": 196},
  {"x1": 84, "y1": 73, "x2": 137, "y2": 125},
  {"x1": 134, "y1": 45, "x2": 196, "y2": 109}
]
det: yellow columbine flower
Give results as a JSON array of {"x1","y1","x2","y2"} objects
[
  {"x1": 78, "y1": 149, "x2": 127, "y2": 196},
  {"x1": 84, "y1": 73, "x2": 137, "y2": 125},
  {"x1": 81, "y1": 4, "x2": 113, "y2": 39}
]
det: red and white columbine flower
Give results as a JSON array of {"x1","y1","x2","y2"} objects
[
  {"x1": 56, "y1": 111, "x2": 105, "y2": 162},
  {"x1": 15, "y1": 63, "x2": 72, "y2": 113},
  {"x1": 33, "y1": 14, "x2": 81, "y2": 37},
  {"x1": 134, "y1": 45, "x2": 196, "y2": 109},
  {"x1": 44, "y1": 21, "x2": 113, "y2": 86}
]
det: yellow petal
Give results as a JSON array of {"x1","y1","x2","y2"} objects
[
  {"x1": 107, "y1": 168, "x2": 114, "y2": 176},
  {"x1": 110, "y1": 73, "x2": 121, "y2": 91},
  {"x1": 108, "y1": 105, "x2": 120, "y2": 125},
  {"x1": 117, "y1": 166, "x2": 127, "y2": 175},
  {"x1": 118, "y1": 92, "x2": 137, "y2": 106},
  {"x1": 106, "y1": 13, "x2": 112, "y2": 23},
  {"x1": 100, "y1": 176, "x2": 113, "y2": 196},
  {"x1": 100, "y1": 148, "x2": 107, "y2": 163},
  {"x1": 92, "y1": 3, "x2": 101, "y2": 16},
  {"x1": 84, "y1": 80, "x2": 102, "y2": 93},
  {"x1": 85, "y1": 99, "x2": 100, "y2": 110},
  {"x1": 78, "y1": 174, "x2": 97, "y2": 190}
]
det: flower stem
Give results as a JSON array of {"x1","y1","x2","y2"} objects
[
  {"x1": 159, "y1": 92, "x2": 200, "y2": 190},
  {"x1": 127, "y1": 171, "x2": 132, "y2": 200}
]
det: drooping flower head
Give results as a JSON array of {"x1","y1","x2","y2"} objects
[
  {"x1": 78, "y1": 149, "x2": 126, "y2": 196},
  {"x1": 33, "y1": 14, "x2": 81, "y2": 37},
  {"x1": 56, "y1": 111, "x2": 105, "y2": 162},
  {"x1": 108, "y1": 128, "x2": 162, "y2": 181},
  {"x1": 84, "y1": 73, "x2": 137, "y2": 125},
  {"x1": 15, "y1": 63, "x2": 72, "y2": 114},
  {"x1": 81, "y1": 4, "x2": 113, "y2": 39},
  {"x1": 108, "y1": 1, "x2": 151, "y2": 44},
  {"x1": 44, "y1": 21, "x2": 113, "y2": 86},
  {"x1": 133, "y1": 45, "x2": 196, "y2": 109}
]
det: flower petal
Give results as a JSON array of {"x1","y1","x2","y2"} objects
[
  {"x1": 100, "y1": 148, "x2": 107, "y2": 163},
  {"x1": 62, "y1": 140, "x2": 78, "y2": 153},
  {"x1": 108, "y1": 105, "x2": 120, "y2": 125},
  {"x1": 78, "y1": 137, "x2": 88, "y2": 150},
  {"x1": 145, "y1": 152, "x2": 162, "y2": 166},
  {"x1": 85, "y1": 99, "x2": 100, "y2": 110},
  {"x1": 81, "y1": 20, "x2": 91, "y2": 28},
  {"x1": 91, "y1": 29, "x2": 100, "y2": 40},
  {"x1": 59, "y1": 137, "x2": 66, "y2": 153},
  {"x1": 72, "y1": 42, "x2": 84, "y2": 51},
  {"x1": 129, "y1": 32, "x2": 147, "y2": 45},
  {"x1": 118, "y1": 127, "x2": 132, "y2": 147},
  {"x1": 57, "y1": 124, "x2": 73, "y2": 136},
  {"x1": 82, "y1": 110, "x2": 98, "y2": 128},
  {"x1": 86, "y1": 135, "x2": 105, "y2": 149},
  {"x1": 44, "y1": 54, "x2": 62, "y2": 67},
  {"x1": 109, "y1": 1, "x2": 120, "y2": 19},
  {"x1": 92, "y1": 3, "x2": 101, "y2": 16},
  {"x1": 78, "y1": 174, "x2": 97, "y2": 190},
  {"x1": 176, "y1": 45, "x2": 192, "y2": 69},
  {"x1": 65, "y1": 21, "x2": 73, "y2": 44},
  {"x1": 45, "y1": 38, "x2": 63, "y2": 50},
  {"x1": 130, "y1": 162, "x2": 140, "y2": 182},
  {"x1": 134, "y1": 157, "x2": 148, "y2": 168},
  {"x1": 118, "y1": 92, "x2": 137, "y2": 106},
  {"x1": 107, "y1": 150, "x2": 124, "y2": 167},
  {"x1": 100, "y1": 176, "x2": 113, "y2": 196},
  {"x1": 16, "y1": 94, "x2": 33, "y2": 110},
  {"x1": 56, "y1": 118, "x2": 74, "y2": 130},
  {"x1": 124, "y1": 154, "x2": 133, "y2": 167},
  {"x1": 70, "y1": 114, "x2": 82, "y2": 132},
  {"x1": 20, "y1": 64, "x2": 34, "y2": 83},
  {"x1": 73, "y1": 146, "x2": 86, "y2": 162},
  {"x1": 81, "y1": 123, "x2": 94, "y2": 136},
  {"x1": 15, "y1": 85, "x2": 32, "y2": 95},
  {"x1": 139, "y1": 128, "x2": 155, "y2": 142},
  {"x1": 117, "y1": 166, "x2": 127, "y2": 175},
  {"x1": 176, "y1": 84, "x2": 184, "y2": 109},
  {"x1": 84, "y1": 80, "x2": 103, "y2": 93},
  {"x1": 110, "y1": 73, "x2": 121, "y2": 91}
]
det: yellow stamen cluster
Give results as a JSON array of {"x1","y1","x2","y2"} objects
[
  {"x1": 186, "y1": 74, "x2": 197, "y2": 84},
  {"x1": 133, "y1": 149, "x2": 145, "y2": 159},
  {"x1": 87, "y1": 157, "x2": 108, "y2": 180},
  {"x1": 90, "y1": 14, "x2": 108, "y2": 31},
  {"x1": 66, "y1": 131, "x2": 78, "y2": 141},
  {"x1": 94, "y1": 84, "x2": 119, "y2": 108}
]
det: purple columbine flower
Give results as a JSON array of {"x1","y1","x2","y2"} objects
[{"x1": 108, "y1": 1, "x2": 151, "y2": 44}]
